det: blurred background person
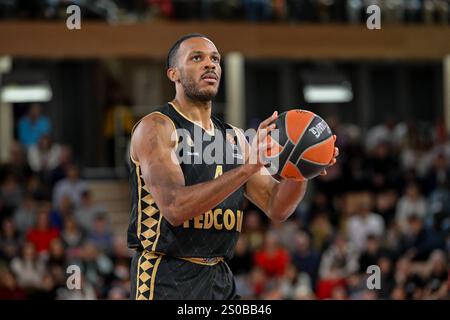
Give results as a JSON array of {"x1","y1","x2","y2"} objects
[{"x1": 17, "y1": 104, "x2": 51, "y2": 150}]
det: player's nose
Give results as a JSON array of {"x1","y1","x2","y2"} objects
[{"x1": 203, "y1": 58, "x2": 216, "y2": 70}]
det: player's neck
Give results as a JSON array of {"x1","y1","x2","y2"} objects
[{"x1": 171, "y1": 96, "x2": 212, "y2": 131}]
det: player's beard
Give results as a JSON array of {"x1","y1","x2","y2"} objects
[{"x1": 180, "y1": 72, "x2": 218, "y2": 102}]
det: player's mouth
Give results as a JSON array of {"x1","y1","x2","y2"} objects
[{"x1": 201, "y1": 72, "x2": 218, "y2": 84}]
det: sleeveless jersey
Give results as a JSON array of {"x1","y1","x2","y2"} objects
[{"x1": 127, "y1": 103, "x2": 245, "y2": 260}]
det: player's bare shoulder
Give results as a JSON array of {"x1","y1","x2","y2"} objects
[{"x1": 131, "y1": 112, "x2": 177, "y2": 162}]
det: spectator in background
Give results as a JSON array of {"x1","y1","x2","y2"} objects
[
  {"x1": 28, "y1": 271, "x2": 57, "y2": 300},
  {"x1": 271, "y1": 219, "x2": 299, "y2": 253},
  {"x1": 396, "y1": 183, "x2": 428, "y2": 234},
  {"x1": 375, "y1": 189, "x2": 398, "y2": 227},
  {"x1": 393, "y1": 257, "x2": 424, "y2": 299},
  {"x1": 286, "y1": 0, "x2": 318, "y2": 22},
  {"x1": 25, "y1": 174, "x2": 47, "y2": 201},
  {"x1": 26, "y1": 204, "x2": 59, "y2": 255},
  {"x1": 50, "y1": 196, "x2": 73, "y2": 231},
  {"x1": 346, "y1": 198, "x2": 385, "y2": 252},
  {"x1": 27, "y1": 134, "x2": 62, "y2": 174},
  {"x1": 0, "y1": 269, "x2": 28, "y2": 300},
  {"x1": 309, "y1": 212, "x2": 334, "y2": 252},
  {"x1": 421, "y1": 250, "x2": 448, "y2": 299},
  {"x1": 10, "y1": 242, "x2": 46, "y2": 289},
  {"x1": 317, "y1": 235, "x2": 358, "y2": 299},
  {"x1": 318, "y1": 234, "x2": 359, "y2": 283},
  {"x1": 0, "y1": 218, "x2": 21, "y2": 263},
  {"x1": 60, "y1": 215, "x2": 85, "y2": 259},
  {"x1": 52, "y1": 165, "x2": 87, "y2": 210},
  {"x1": 279, "y1": 263, "x2": 314, "y2": 299},
  {"x1": 50, "y1": 145, "x2": 73, "y2": 188},
  {"x1": 243, "y1": 0, "x2": 272, "y2": 21},
  {"x1": 428, "y1": 181, "x2": 450, "y2": 232},
  {"x1": 424, "y1": 153, "x2": 450, "y2": 194},
  {"x1": 46, "y1": 238, "x2": 67, "y2": 271},
  {"x1": 146, "y1": 0, "x2": 174, "y2": 19},
  {"x1": 74, "y1": 189, "x2": 105, "y2": 233},
  {"x1": 12, "y1": 193, "x2": 37, "y2": 235},
  {"x1": 243, "y1": 209, "x2": 265, "y2": 251},
  {"x1": 291, "y1": 230, "x2": 320, "y2": 287},
  {"x1": 365, "y1": 118, "x2": 402, "y2": 152},
  {"x1": 17, "y1": 104, "x2": 51, "y2": 149},
  {"x1": 0, "y1": 142, "x2": 32, "y2": 186},
  {"x1": 74, "y1": 241, "x2": 114, "y2": 294},
  {"x1": 399, "y1": 215, "x2": 444, "y2": 261},
  {"x1": 248, "y1": 266, "x2": 268, "y2": 298},
  {"x1": 306, "y1": 191, "x2": 337, "y2": 226},
  {"x1": 254, "y1": 231, "x2": 290, "y2": 278},
  {"x1": 346, "y1": 0, "x2": 363, "y2": 23},
  {"x1": 365, "y1": 142, "x2": 400, "y2": 191},
  {"x1": 344, "y1": 271, "x2": 364, "y2": 299},
  {"x1": 88, "y1": 213, "x2": 114, "y2": 254},
  {"x1": 272, "y1": 0, "x2": 287, "y2": 21},
  {"x1": 107, "y1": 286, "x2": 128, "y2": 300},
  {"x1": 377, "y1": 254, "x2": 395, "y2": 299},
  {"x1": 329, "y1": 284, "x2": 348, "y2": 300},
  {"x1": 0, "y1": 173, "x2": 23, "y2": 217},
  {"x1": 358, "y1": 235, "x2": 382, "y2": 273}
]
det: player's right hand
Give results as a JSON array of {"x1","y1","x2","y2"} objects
[{"x1": 247, "y1": 111, "x2": 278, "y2": 169}]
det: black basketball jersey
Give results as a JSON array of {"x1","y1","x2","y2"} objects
[{"x1": 127, "y1": 103, "x2": 245, "y2": 260}]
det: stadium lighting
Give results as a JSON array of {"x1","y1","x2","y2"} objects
[
  {"x1": 0, "y1": 84, "x2": 52, "y2": 103},
  {"x1": 303, "y1": 83, "x2": 353, "y2": 103}
]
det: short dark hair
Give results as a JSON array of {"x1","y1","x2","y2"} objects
[{"x1": 166, "y1": 33, "x2": 210, "y2": 69}]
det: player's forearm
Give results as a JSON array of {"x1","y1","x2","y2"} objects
[
  {"x1": 161, "y1": 164, "x2": 260, "y2": 226},
  {"x1": 267, "y1": 179, "x2": 308, "y2": 222}
]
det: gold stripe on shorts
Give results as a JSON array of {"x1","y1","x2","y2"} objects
[{"x1": 136, "y1": 251, "x2": 162, "y2": 300}]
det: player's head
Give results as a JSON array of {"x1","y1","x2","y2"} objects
[{"x1": 166, "y1": 33, "x2": 221, "y2": 102}]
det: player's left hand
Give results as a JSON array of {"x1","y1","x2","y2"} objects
[{"x1": 320, "y1": 135, "x2": 339, "y2": 176}]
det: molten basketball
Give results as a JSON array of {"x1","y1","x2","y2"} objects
[{"x1": 265, "y1": 109, "x2": 335, "y2": 181}]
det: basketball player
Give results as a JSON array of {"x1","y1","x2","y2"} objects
[{"x1": 128, "y1": 33, "x2": 338, "y2": 300}]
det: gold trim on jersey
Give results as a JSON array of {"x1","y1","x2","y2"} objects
[
  {"x1": 130, "y1": 156, "x2": 162, "y2": 252},
  {"x1": 134, "y1": 159, "x2": 143, "y2": 244},
  {"x1": 152, "y1": 213, "x2": 163, "y2": 252},
  {"x1": 139, "y1": 184, "x2": 160, "y2": 250},
  {"x1": 129, "y1": 110, "x2": 179, "y2": 252},
  {"x1": 135, "y1": 251, "x2": 163, "y2": 300},
  {"x1": 168, "y1": 101, "x2": 215, "y2": 136},
  {"x1": 179, "y1": 256, "x2": 224, "y2": 266}
]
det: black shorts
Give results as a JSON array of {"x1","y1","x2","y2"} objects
[{"x1": 130, "y1": 250, "x2": 239, "y2": 300}]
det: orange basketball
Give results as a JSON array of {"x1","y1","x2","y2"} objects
[{"x1": 265, "y1": 109, "x2": 335, "y2": 181}]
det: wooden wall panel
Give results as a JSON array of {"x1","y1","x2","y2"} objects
[{"x1": 0, "y1": 21, "x2": 449, "y2": 60}]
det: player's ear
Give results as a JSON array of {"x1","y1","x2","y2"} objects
[{"x1": 167, "y1": 67, "x2": 180, "y2": 83}]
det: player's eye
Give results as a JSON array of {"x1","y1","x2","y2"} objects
[
  {"x1": 192, "y1": 55, "x2": 201, "y2": 62},
  {"x1": 212, "y1": 56, "x2": 220, "y2": 63}
]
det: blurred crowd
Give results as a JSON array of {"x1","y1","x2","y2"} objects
[
  {"x1": 0, "y1": 0, "x2": 449, "y2": 25},
  {"x1": 229, "y1": 117, "x2": 450, "y2": 300},
  {"x1": 0, "y1": 104, "x2": 131, "y2": 300},
  {"x1": 0, "y1": 103, "x2": 449, "y2": 300}
]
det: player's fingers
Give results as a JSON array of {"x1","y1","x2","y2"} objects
[
  {"x1": 328, "y1": 158, "x2": 337, "y2": 166},
  {"x1": 334, "y1": 147, "x2": 339, "y2": 158},
  {"x1": 261, "y1": 139, "x2": 278, "y2": 157},
  {"x1": 259, "y1": 141, "x2": 270, "y2": 153},
  {"x1": 257, "y1": 124, "x2": 276, "y2": 142},
  {"x1": 258, "y1": 111, "x2": 278, "y2": 130},
  {"x1": 320, "y1": 169, "x2": 327, "y2": 176}
]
